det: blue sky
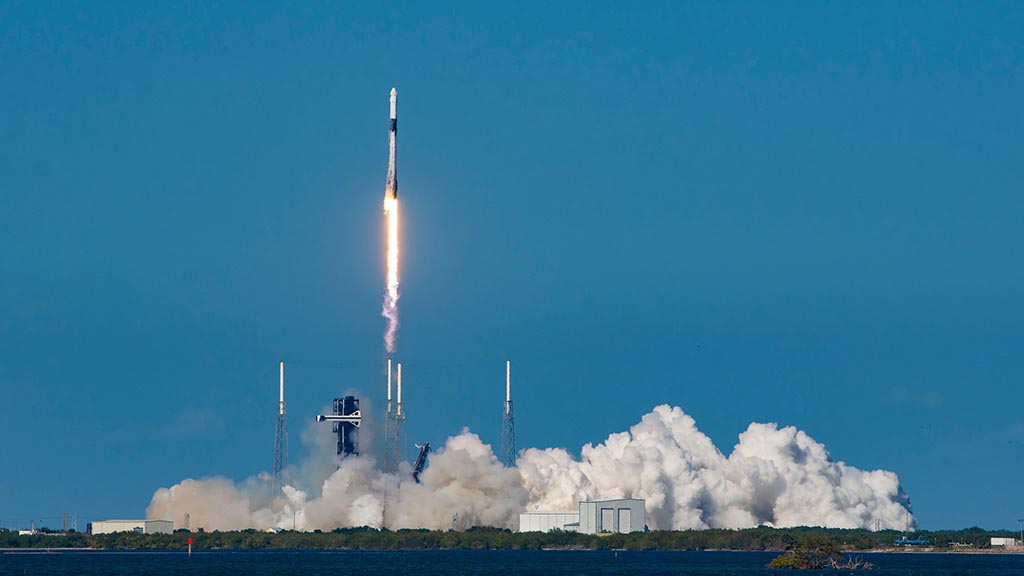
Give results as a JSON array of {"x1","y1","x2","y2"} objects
[{"x1": 2, "y1": 1, "x2": 1022, "y2": 530}]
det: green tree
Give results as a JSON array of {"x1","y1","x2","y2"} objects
[{"x1": 768, "y1": 534, "x2": 842, "y2": 569}]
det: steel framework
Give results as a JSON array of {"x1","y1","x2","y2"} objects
[{"x1": 273, "y1": 361, "x2": 289, "y2": 494}]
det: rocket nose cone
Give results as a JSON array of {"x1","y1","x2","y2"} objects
[{"x1": 390, "y1": 87, "x2": 397, "y2": 98}]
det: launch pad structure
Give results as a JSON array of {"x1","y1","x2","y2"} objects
[
  {"x1": 273, "y1": 356, "x2": 517, "y2": 492},
  {"x1": 317, "y1": 396, "x2": 362, "y2": 458}
]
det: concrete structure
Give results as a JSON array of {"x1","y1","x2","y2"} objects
[
  {"x1": 991, "y1": 537, "x2": 1019, "y2": 546},
  {"x1": 519, "y1": 498, "x2": 645, "y2": 534},
  {"x1": 88, "y1": 520, "x2": 173, "y2": 535},
  {"x1": 518, "y1": 510, "x2": 580, "y2": 533}
]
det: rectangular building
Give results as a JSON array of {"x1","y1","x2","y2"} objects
[
  {"x1": 579, "y1": 498, "x2": 646, "y2": 534},
  {"x1": 991, "y1": 537, "x2": 1018, "y2": 547},
  {"x1": 89, "y1": 520, "x2": 173, "y2": 535},
  {"x1": 518, "y1": 511, "x2": 580, "y2": 532},
  {"x1": 518, "y1": 498, "x2": 645, "y2": 534}
]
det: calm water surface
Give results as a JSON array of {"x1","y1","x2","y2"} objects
[{"x1": 3, "y1": 549, "x2": 1024, "y2": 576}]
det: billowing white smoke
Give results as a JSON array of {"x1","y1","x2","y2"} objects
[
  {"x1": 518, "y1": 405, "x2": 911, "y2": 530},
  {"x1": 148, "y1": 405, "x2": 912, "y2": 531},
  {"x1": 148, "y1": 429, "x2": 527, "y2": 531}
]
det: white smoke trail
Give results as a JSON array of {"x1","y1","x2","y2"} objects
[
  {"x1": 147, "y1": 405, "x2": 912, "y2": 531},
  {"x1": 382, "y1": 197, "x2": 399, "y2": 353}
]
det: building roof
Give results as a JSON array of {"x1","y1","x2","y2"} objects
[{"x1": 94, "y1": 519, "x2": 171, "y2": 523}]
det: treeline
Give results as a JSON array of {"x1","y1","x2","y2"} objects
[{"x1": 0, "y1": 525, "x2": 1016, "y2": 551}]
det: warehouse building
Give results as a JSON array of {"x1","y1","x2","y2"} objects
[
  {"x1": 88, "y1": 519, "x2": 173, "y2": 535},
  {"x1": 579, "y1": 498, "x2": 645, "y2": 534},
  {"x1": 518, "y1": 498, "x2": 645, "y2": 534},
  {"x1": 518, "y1": 510, "x2": 580, "y2": 533}
]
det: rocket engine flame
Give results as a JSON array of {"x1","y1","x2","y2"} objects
[{"x1": 382, "y1": 196, "x2": 399, "y2": 353}]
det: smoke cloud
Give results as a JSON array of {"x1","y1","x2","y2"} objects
[
  {"x1": 518, "y1": 405, "x2": 910, "y2": 530},
  {"x1": 147, "y1": 405, "x2": 912, "y2": 531}
]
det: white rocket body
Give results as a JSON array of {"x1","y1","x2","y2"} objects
[{"x1": 385, "y1": 88, "x2": 398, "y2": 200}]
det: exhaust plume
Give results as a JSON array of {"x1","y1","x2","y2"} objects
[
  {"x1": 148, "y1": 405, "x2": 912, "y2": 531},
  {"x1": 382, "y1": 196, "x2": 399, "y2": 353}
]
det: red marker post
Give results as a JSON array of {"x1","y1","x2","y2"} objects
[{"x1": 188, "y1": 537, "x2": 192, "y2": 557}]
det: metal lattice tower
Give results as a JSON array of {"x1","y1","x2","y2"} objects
[
  {"x1": 394, "y1": 362, "x2": 407, "y2": 467},
  {"x1": 273, "y1": 361, "x2": 289, "y2": 495},
  {"x1": 501, "y1": 359, "x2": 516, "y2": 467},
  {"x1": 384, "y1": 358, "x2": 398, "y2": 474}
]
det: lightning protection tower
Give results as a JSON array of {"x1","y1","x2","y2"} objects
[
  {"x1": 394, "y1": 362, "x2": 406, "y2": 466},
  {"x1": 501, "y1": 359, "x2": 516, "y2": 467},
  {"x1": 273, "y1": 361, "x2": 289, "y2": 495},
  {"x1": 384, "y1": 358, "x2": 398, "y2": 473}
]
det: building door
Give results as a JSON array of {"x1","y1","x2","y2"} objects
[
  {"x1": 617, "y1": 508, "x2": 631, "y2": 533},
  {"x1": 600, "y1": 508, "x2": 615, "y2": 533}
]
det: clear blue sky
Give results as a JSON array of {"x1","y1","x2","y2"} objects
[{"x1": 2, "y1": 1, "x2": 1022, "y2": 530}]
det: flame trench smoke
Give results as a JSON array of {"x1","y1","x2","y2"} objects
[
  {"x1": 382, "y1": 196, "x2": 399, "y2": 353},
  {"x1": 147, "y1": 405, "x2": 913, "y2": 532}
]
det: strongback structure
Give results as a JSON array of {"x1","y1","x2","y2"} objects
[
  {"x1": 501, "y1": 359, "x2": 516, "y2": 467},
  {"x1": 273, "y1": 361, "x2": 288, "y2": 495},
  {"x1": 412, "y1": 442, "x2": 431, "y2": 483},
  {"x1": 317, "y1": 395, "x2": 362, "y2": 458}
]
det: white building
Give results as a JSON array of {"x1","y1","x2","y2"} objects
[
  {"x1": 89, "y1": 520, "x2": 173, "y2": 535},
  {"x1": 991, "y1": 537, "x2": 1019, "y2": 547},
  {"x1": 518, "y1": 498, "x2": 645, "y2": 534},
  {"x1": 579, "y1": 498, "x2": 646, "y2": 534},
  {"x1": 518, "y1": 510, "x2": 580, "y2": 533}
]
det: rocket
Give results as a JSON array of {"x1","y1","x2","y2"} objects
[{"x1": 385, "y1": 87, "x2": 398, "y2": 200}]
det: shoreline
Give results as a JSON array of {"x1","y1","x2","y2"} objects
[{"x1": 4, "y1": 547, "x2": 1024, "y2": 554}]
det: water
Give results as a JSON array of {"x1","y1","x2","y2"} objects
[{"x1": 3, "y1": 550, "x2": 1024, "y2": 576}]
